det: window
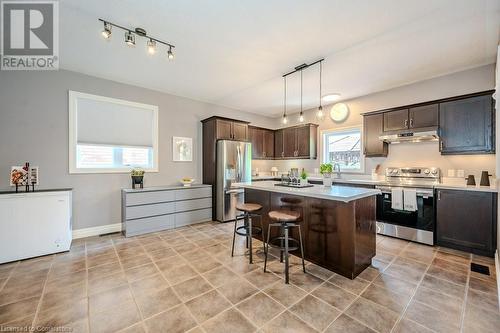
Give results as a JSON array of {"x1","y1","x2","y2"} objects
[
  {"x1": 69, "y1": 91, "x2": 158, "y2": 173},
  {"x1": 322, "y1": 127, "x2": 364, "y2": 172}
]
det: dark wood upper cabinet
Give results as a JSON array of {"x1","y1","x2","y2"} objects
[
  {"x1": 232, "y1": 122, "x2": 248, "y2": 141},
  {"x1": 409, "y1": 104, "x2": 438, "y2": 129},
  {"x1": 215, "y1": 119, "x2": 233, "y2": 140},
  {"x1": 263, "y1": 129, "x2": 274, "y2": 158},
  {"x1": 276, "y1": 124, "x2": 318, "y2": 159},
  {"x1": 439, "y1": 94, "x2": 494, "y2": 155},
  {"x1": 275, "y1": 129, "x2": 284, "y2": 158},
  {"x1": 283, "y1": 127, "x2": 297, "y2": 157},
  {"x1": 248, "y1": 126, "x2": 274, "y2": 159},
  {"x1": 383, "y1": 109, "x2": 409, "y2": 132},
  {"x1": 363, "y1": 113, "x2": 388, "y2": 157},
  {"x1": 436, "y1": 189, "x2": 497, "y2": 257}
]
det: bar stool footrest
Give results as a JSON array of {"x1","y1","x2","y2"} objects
[
  {"x1": 235, "y1": 225, "x2": 262, "y2": 237},
  {"x1": 268, "y1": 236, "x2": 300, "y2": 252}
]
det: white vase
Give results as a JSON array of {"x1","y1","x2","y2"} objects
[{"x1": 323, "y1": 174, "x2": 333, "y2": 187}]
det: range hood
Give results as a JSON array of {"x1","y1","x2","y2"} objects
[{"x1": 379, "y1": 129, "x2": 439, "y2": 143}]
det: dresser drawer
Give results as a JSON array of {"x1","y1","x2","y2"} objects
[
  {"x1": 125, "y1": 202, "x2": 175, "y2": 220},
  {"x1": 175, "y1": 208, "x2": 212, "y2": 227},
  {"x1": 126, "y1": 190, "x2": 175, "y2": 206},
  {"x1": 174, "y1": 187, "x2": 211, "y2": 201},
  {"x1": 175, "y1": 198, "x2": 212, "y2": 213},
  {"x1": 125, "y1": 214, "x2": 175, "y2": 237}
]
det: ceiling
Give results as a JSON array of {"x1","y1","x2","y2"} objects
[{"x1": 60, "y1": 0, "x2": 500, "y2": 117}]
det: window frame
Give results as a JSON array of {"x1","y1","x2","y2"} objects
[
  {"x1": 320, "y1": 126, "x2": 365, "y2": 174},
  {"x1": 69, "y1": 91, "x2": 159, "y2": 174}
]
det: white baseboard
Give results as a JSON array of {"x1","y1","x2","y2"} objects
[
  {"x1": 72, "y1": 223, "x2": 122, "y2": 239},
  {"x1": 496, "y1": 250, "x2": 500, "y2": 310}
]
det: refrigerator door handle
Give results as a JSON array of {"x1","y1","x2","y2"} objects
[{"x1": 236, "y1": 145, "x2": 242, "y2": 182}]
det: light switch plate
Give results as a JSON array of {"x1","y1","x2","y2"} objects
[{"x1": 457, "y1": 169, "x2": 465, "y2": 178}]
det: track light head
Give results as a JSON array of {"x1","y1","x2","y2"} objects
[
  {"x1": 299, "y1": 113, "x2": 304, "y2": 122},
  {"x1": 147, "y1": 39, "x2": 156, "y2": 55},
  {"x1": 101, "y1": 21, "x2": 112, "y2": 39},
  {"x1": 125, "y1": 31, "x2": 135, "y2": 47},
  {"x1": 167, "y1": 46, "x2": 174, "y2": 60}
]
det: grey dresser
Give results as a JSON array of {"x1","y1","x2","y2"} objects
[{"x1": 121, "y1": 184, "x2": 212, "y2": 237}]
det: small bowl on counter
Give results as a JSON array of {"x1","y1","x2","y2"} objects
[{"x1": 180, "y1": 178, "x2": 195, "y2": 187}]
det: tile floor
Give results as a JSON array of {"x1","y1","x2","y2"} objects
[{"x1": 0, "y1": 221, "x2": 498, "y2": 333}]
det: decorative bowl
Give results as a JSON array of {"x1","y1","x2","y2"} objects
[{"x1": 181, "y1": 178, "x2": 195, "y2": 187}]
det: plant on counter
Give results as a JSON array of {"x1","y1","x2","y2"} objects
[
  {"x1": 320, "y1": 163, "x2": 333, "y2": 175},
  {"x1": 131, "y1": 168, "x2": 145, "y2": 177}
]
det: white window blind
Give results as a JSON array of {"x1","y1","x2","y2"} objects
[
  {"x1": 69, "y1": 91, "x2": 158, "y2": 173},
  {"x1": 76, "y1": 96, "x2": 154, "y2": 147}
]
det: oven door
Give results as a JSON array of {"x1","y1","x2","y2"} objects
[{"x1": 376, "y1": 187, "x2": 434, "y2": 232}]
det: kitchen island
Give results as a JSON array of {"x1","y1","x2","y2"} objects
[{"x1": 237, "y1": 181, "x2": 380, "y2": 279}]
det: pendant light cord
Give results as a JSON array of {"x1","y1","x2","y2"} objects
[
  {"x1": 283, "y1": 76, "x2": 287, "y2": 117},
  {"x1": 319, "y1": 61, "x2": 322, "y2": 108},
  {"x1": 300, "y1": 70, "x2": 303, "y2": 115}
]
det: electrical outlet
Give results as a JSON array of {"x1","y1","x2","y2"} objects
[
  {"x1": 447, "y1": 169, "x2": 456, "y2": 177},
  {"x1": 457, "y1": 169, "x2": 465, "y2": 178}
]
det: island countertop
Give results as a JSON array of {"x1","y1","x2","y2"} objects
[{"x1": 235, "y1": 181, "x2": 381, "y2": 202}]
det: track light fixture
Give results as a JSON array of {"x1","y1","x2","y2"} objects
[
  {"x1": 101, "y1": 21, "x2": 112, "y2": 39},
  {"x1": 282, "y1": 58, "x2": 324, "y2": 124},
  {"x1": 99, "y1": 19, "x2": 175, "y2": 60}
]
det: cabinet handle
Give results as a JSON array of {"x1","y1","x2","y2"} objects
[
  {"x1": 439, "y1": 141, "x2": 443, "y2": 151},
  {"x1": 263, "y1": 152, "x2": 266, "y2": 158},
  {"x1": 404, "y1": 119, "x2": 408, "y2": 128},
  {"x1": 410, "y1": 118, "x2": 414, "y2": 128},
  {"x1": 437, "y1": 190, "x2": 441, "y2": 200}
]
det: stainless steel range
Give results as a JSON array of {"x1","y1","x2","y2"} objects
[{"x1": 376, "y1": 167, "x2": 440, "y2": 245}]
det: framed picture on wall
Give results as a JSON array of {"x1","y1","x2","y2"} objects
[{"x1": 172, "y1": 137, "x2": 193, "y2": 162}]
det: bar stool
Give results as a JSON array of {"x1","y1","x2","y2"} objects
[
  {"x1": 231, "y1": 203, "x2": 263, "y2": 264},
  {"x1": 264, "y1": 210, "x2": 306, "y2": 284}
]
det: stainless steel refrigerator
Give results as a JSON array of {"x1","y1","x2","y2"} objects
[{"x1": 216, "y1": 140, "x2": 252, "y2": 222}]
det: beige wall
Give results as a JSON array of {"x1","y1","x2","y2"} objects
[{"x1": 253, "y1": 64, "x2": 496, "y2": 181}]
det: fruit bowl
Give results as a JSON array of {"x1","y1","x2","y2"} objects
[{"x1": 181, "y1": 178, "x2": 195, "y2": 187}]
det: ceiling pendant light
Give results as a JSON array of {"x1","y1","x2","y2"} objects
[
  {"x1": 147, "y1": 39, "x2": 156, "y2": 54},
  {"x1": 101, "y1": 21, "x2": 112, "y2": 39},
  {"x1": 316, "y1": 61, "x2": 324, "y2": 120},
  {"x1": 125, "y1": 31, "x2": 135, "y2": 47},
  {"x1": 167, "y1": 46, "x2": 174, "y2": 60},
  {"x1": 282, "y1": 76, "x2": 288, "y2": 124},
  {"x1": 299, "y1": 70, "x2": 304, "y2": 122}
]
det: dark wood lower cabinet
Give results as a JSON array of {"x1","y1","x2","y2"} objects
[
  {"x1": 436, "y1": 189, "x2": 497, "y2": 257},
  {"x1": 244, "y1": 188, "x2": 376, "y2": 279}
]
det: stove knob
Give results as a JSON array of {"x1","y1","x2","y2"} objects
[
  {"x1": 392, "y1": 169, "x2": 399, "y2": 174},
  {"x1": 431, "y1": 169, "x2": 438, "y2": 175},
  {"x1": 424, "y1": 169, "x2": 430, "y2": 174}
]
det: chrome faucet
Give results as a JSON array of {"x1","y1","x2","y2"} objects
[{"x1": 333, "y1": 163, "x2": 341, "y2": 179}]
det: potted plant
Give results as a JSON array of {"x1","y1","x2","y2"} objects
[
  {"x1": 131, "y1": 168, "x2": 145, "y2": 189},
  {"x1": 320, "y1": 163, "x2": 333, "y2": 187},
  {"x1": 300, "y1": 168, "x2": 308, "y2": 186}
]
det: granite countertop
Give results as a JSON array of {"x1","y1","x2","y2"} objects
[
  {"x1": 434, "y1": 183, "x2": 498, "y2": 193},
  {"x1": 235, "y1": 181, "x2": 381, "y2": 203},
  {"x1": 0, "y1": 188, "x2": 73, "y2": 195},
  {"x1": 122, "y1": 184, "x2": 211, "y2": 193}
]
